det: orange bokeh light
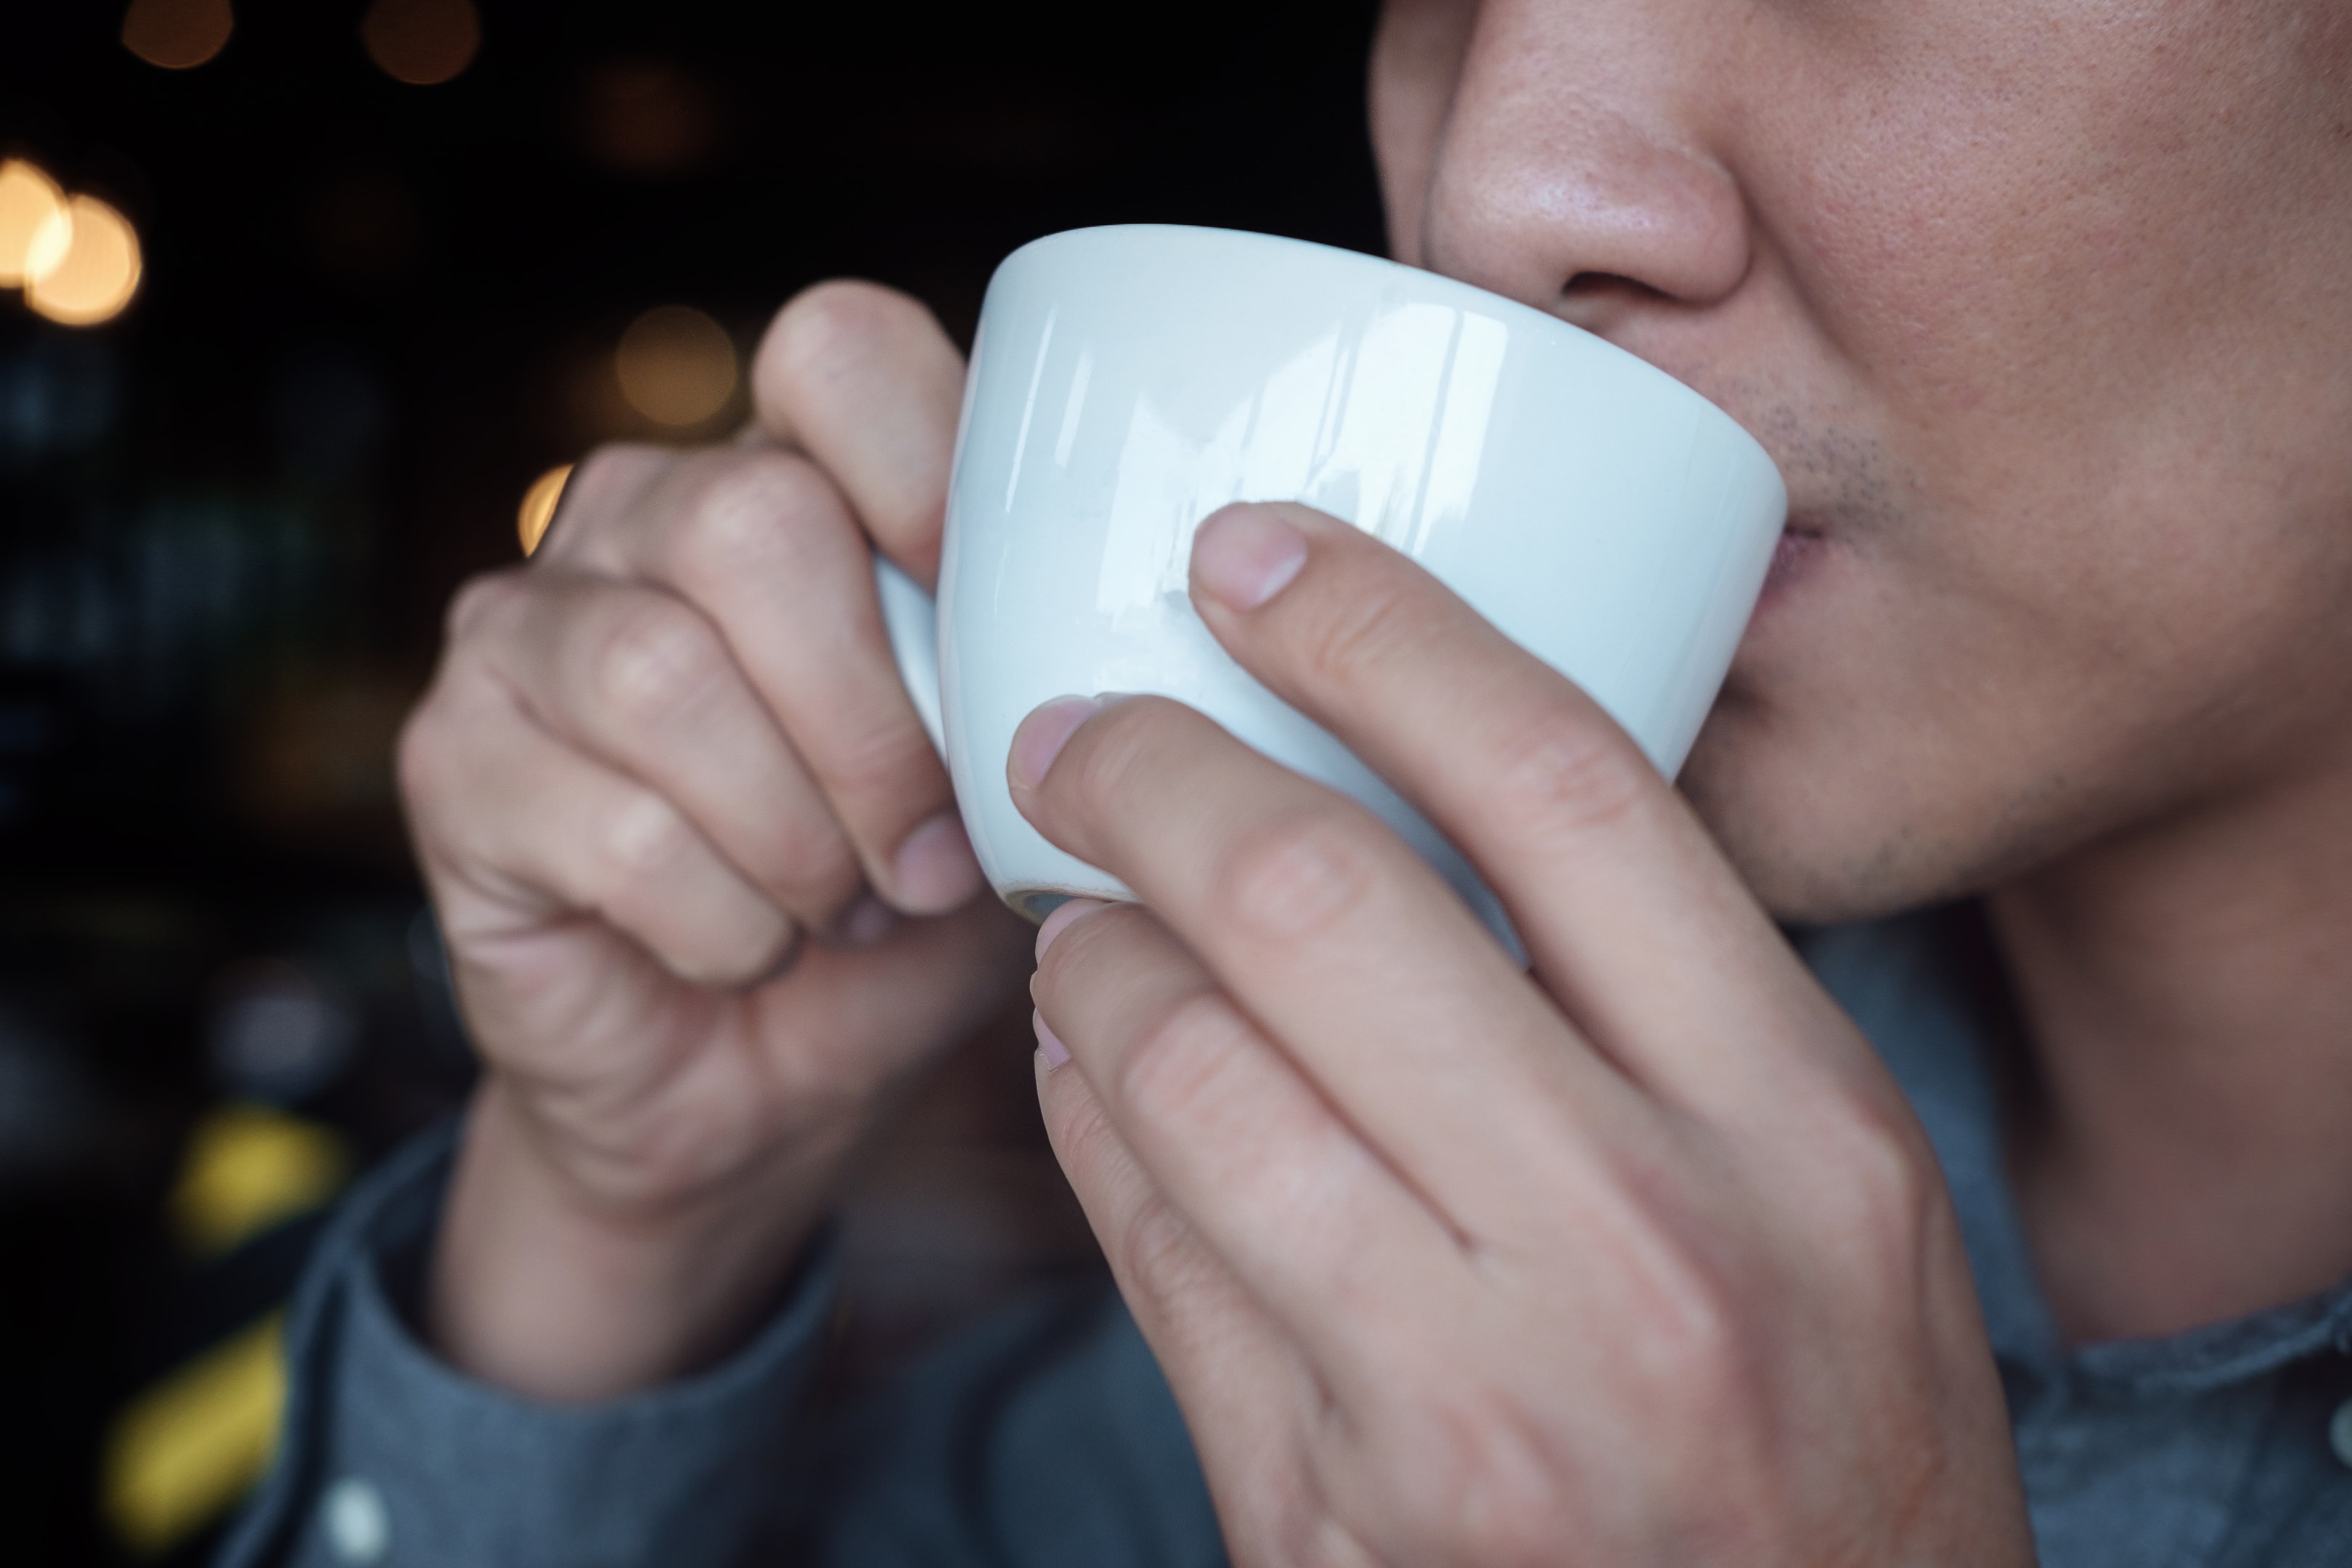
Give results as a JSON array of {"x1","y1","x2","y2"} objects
[
  {"x1": 0, "y1": 160, "x2": 69, "y2": 288},
  {"x1": 616, "y1": 306, "x2": 737, "y2": 428},
  {"x1": 518, "y1": 465, "x2": 573, "y2": 556},
  {"x1": 24, "y1": 195, "x2": 144, "y2": 327},
  {"x1": 361, "y1": 0, "x2": 480, "y2": 87},
  {"x1": 121, "y1": 0, "x2": 234, "y2": 70}
]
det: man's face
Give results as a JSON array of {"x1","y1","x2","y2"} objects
[{"x1": 1371, "y1": 0, "x2": 2352, "y2": 923}]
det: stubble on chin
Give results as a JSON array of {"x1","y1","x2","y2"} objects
[
  {"x1": 1681, "y1": 674, "x2": 2110, "y2": 933},
  {"x1": 1661, "y1": 384, "x2": 1965, "y2": 927}
]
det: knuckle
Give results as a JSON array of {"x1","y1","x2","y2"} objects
[
  {"x1": 799, "y1": 721, "x2": 945, "y2": 853},
  {"x1": 1535, "y1": 1171, "x2": 1757, "y2": 1418},
  {"x1": 1275, "y1": 1511, "x2": 1379, "y2": 1568},
  {"x1": 596, "y1": 789, "x2": 696, "y2": 886},
  {"x1": 1116, "y1": 990, "x2": 1251, "y2": 1133},
  {"x1": 1625, "y1": 1243, "x2": 1749, "y2": 1393},
  {"x1": 445, "y1": 567, "x2": 527, "y2": 642},
  {"x1": 563, "y1": 443, "x2": 664, "y2": 514},
  {"x1": 1216, "y1": 805, "x2": 1378, "y2": 945},
  {"x1": 536, "y1": 444, "x2": 666, "y2": 557},
  {"x1": 1614, "y1": 1258, "x2": 1772, "y2": 1453},
  {"x1": 1815, "y1": 1085, "x2": 1942, "y2": 1260},
  {"x1": 821, "y1": 711, "x2": 942, "y2": 803},
  {"x1": 595, "y1": 598, "x2": 729, "y2": 725},
  {"x1": 675, "y1": 913, "x2": 796, "y2": 991},
  {"x1": 1057, "y1": 698, "x2": 1159, "y2": 805},
  {"x1": 1258, "y1": 1478, "x2": 1380, "y2": 1568},
  {"x1": 1297, "y1": 570, "x2": 1429, "y2": 692},
  {"x1": 1389, "y1": 1387, "x2": 1569, "y2": 1565},
  {"x1": 671, "y1": 449, "x2": 846, "y2": 579},
  {"x1": 1119, "y1": 1191, "x2": 1216, "y2": 1308},
  {"x1": 1042, "y1": 1085, "x2": 1123, "y2": 1191},
  {"x1": 1483, "y1": 706, "x2": 1649, "y2": 845},
  {"x1": 762, "y1": 816, "x2": 862, "y2": 915}
]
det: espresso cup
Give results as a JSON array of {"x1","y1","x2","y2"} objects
[{"x1": 875, "y1": 224, "x2": 1785, "y2": 936}]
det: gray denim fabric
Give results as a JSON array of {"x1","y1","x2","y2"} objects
[
  {"x1": 1805, "y1": 913, "x2": 2352, "y2": 1567},
  {"x1": 220, "y1": 910, "x2": 2352, "y2": 1567}
]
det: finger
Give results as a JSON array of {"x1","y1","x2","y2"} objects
[
  {"x1": 463, "y1": 568, "x2": 867, "y2": 928},
  {"x1": 750, "y1": 281, "x2": 965, "y2": 587},
  {"x1": 1012, "y1": 694, "x2": 1649, "y2": 1240},
  {"x1": 1187, "y1": 501, "x2": 1870, "y2": 1118},
  {"x1": 1032, "y1": 900, "x2": 1466, "y2": 1410},
  {"x1": 400, "y1": 666, "x2": 794, "y2": 990},
  {"x1": 730, "y1": 895, "x2": 1035, "y2": 1111},
  {"x1": 539, "y1": 445, "x2": 980, "y2": 915},
  {"x1": 1032, "y1": 1009, "x2": 1376, "y2": 1567},
  {"x1": 524, "y1": 441, "x2": 669, "y2": 563}
]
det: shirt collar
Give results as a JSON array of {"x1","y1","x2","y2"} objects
[{"x1": 1800, "y1": 907, "x2": 2352, "y2": 1397}]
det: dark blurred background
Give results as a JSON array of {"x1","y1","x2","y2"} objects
[{"x1": 0, "y1": 1, "x2": 1381, "y2": 1560}]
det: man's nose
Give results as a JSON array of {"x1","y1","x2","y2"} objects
[{"x1": 1416, "y1": 1, "x2": 1752, "y2": 332}]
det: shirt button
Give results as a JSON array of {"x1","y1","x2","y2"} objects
[
  {"x1": 2329, "y1": 1399, "x2": 2352, "y2": 1470},
  {"x1": 322, "y1": 1477, "x2": 390, "y2": 1564}
]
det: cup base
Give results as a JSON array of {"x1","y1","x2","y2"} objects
[{"x1": 1000, "y1": 883, "x2": 1132, "y2": 924}]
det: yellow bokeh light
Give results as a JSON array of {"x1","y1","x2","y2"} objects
[
  {"x1": 25, "y1": 195, "x2": 144, "y2": 327},
  {"x1": 103, "y1": 1312, "x2": 285, "y2": 1555},
  {"x1": 121, "y1": 0, "x2": 235, "y2": 70},
  {"x1": 0, "y1": 159, "x2": 68, "y2": 287},
  {"x1": 362, "y1": 0, "x2": 480, "y2": 87},
  {"x1": 616, "y1": 305, "x2": 737, "y2": 427},
  {"x1": 518, "y1": 463, "x2": 572, "y2": 556}
]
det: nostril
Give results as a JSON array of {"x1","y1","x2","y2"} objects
[{"x1": 1561, "y1": 271, "x2": 1667, "y2": 302}]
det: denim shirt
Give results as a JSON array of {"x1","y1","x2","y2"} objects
[{"x1": 218, "y1": 912, "x2": 2352, "y2": 1567}]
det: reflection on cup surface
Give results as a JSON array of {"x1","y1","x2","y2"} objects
[{"x1": 875, "y1": 224, "x2": 1786, "y2": 939}]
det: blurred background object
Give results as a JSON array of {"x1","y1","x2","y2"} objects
[
  {"x1": 0, "y1": 160, "x2": 73, "y2": 287},
  {"x1": 513, "y1": 461, "x2": 566, "y2": 555},
  {"x1": 118, "y1": 0, "x2": 237, "y2": 75},
  {"x1": 1, "y1": 0, "x2": 1381, "y2": 1560},
  {"x1": 613, "y1": 303, "x2": 736, "y2": 428},
  {"x1": 359, "y1": 0, "x2": 482, "y2": 89}
]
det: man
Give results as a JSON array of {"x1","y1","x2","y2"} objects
[{"x1": 223, "y1": 1, "x2": 2352, "y2": 1563}]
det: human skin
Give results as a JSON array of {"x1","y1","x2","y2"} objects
[
  {"x1": 404, "y1": 293, "x2": 1034, "y2": 1395},
  {"x1": 404, "y1": 0, "x2": 2352, "y2": 1551},
  {"x1": 1371, "y1": 0, "x2": 2352, "y2": 1341},
  {"x1": 1021, "y1": 502, "x2": 2030, "y2": 1562}
]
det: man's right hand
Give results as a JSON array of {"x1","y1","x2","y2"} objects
[{"x1": 398, "y1": 282, "x2": 1030, "y2": 1400}]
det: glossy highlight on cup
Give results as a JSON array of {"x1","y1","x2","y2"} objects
[{"x1": 875, "y1": 224, "x2": 1787, "y2": 939}]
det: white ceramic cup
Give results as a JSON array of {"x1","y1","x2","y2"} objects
[{"x1": 875, "y1": 224, "x2": 1786, "y2": 936}]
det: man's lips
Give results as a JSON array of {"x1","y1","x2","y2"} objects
[{"x1": 1758, "y1": 524, "x2": 1829, "y2": 605}]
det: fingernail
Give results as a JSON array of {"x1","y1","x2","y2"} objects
[
  {"x1": 1034, "y1": 897, "x2": 1108, "y2": 962},
  {"x1": 1009, "y1": 695, "x2": 1101, "y2": 791},
  {"x1": 838, "y1": 892, "x2": 899, "y2": 947},
  {"x1": 1034, "y1": 1008, "x2": 1071, "y2": 1069},
  {"x1": 892, "y1": 810, "x2": 984, "y2": 914},
  {"x1": 1193, "y1": 505, "x2": 1307, "y2": 611}
]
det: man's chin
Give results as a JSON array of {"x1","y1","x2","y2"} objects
[
  {"x1": 1689, "y1": 818, "x2": 1914, "y2": 929},
  {"x1": 1677, "y1": 722, "x2": 1959, "y2": 930}
]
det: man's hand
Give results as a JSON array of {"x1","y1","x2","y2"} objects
[
  {"x1": 1016, "y1": 502, "x2": 2033, "y2": 1565},
  {"x1": 400, "y1": 283, "x2": 1027, "y2": 1400}
]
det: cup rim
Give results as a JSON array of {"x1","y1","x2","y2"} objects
[{"x1": 995, "y1": 223, "x2": 1781, "y2": 484}]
